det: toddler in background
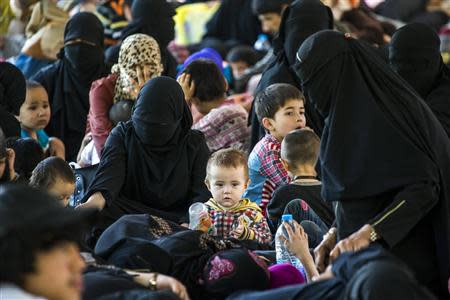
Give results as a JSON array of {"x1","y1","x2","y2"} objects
[
  {"x1": 30, "y1": 156, "x2": 76, "y2": 207},
  {"x1": 226, "y1": 45, "x2": 260, "y2": 80},
  {"x1": 19, "y1": 81, "x2": 65, "y2": 159}
]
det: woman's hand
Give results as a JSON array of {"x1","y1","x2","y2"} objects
[
  {"x1": 329, "y1": 224, "x2": 373, "y2": 263},
  {"x1": 156, "y1": 273, "x2": 190, "y2": 300},
  {"x1": 125, "y1": 65, "x2": 151, "y2": 99},
  {"x1": 314, "y1": 227, "x2": 337, "y2": 273},
  {"x1": 177, "y1": 73, "x2": 195, "y2": 103},
  {"x1": 133, "y1": 272, "x2": 190, "y2": 300},
  {"x1": 76, "y1": 191, "x2": 105, "y2": 211}
]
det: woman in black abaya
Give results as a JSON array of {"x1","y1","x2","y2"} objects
[
  {"x1": 249, "y1": 0, "x2": 333, "y2": 150},
  {"x1": 0, "y1": 62, "x2": 26, "y2": 138},
  {"x1": 293, "y1": 30, "x2": 450, "y2": 297},
  {"x1": 79, "y1": 77, "x2": 211, "y2": 233},
  {"x1": 389, "y1": 23, "x2": 450, "y2": 138},
  {"x1": 32, "y1": 12, "x2": 108, "y2": 161}
]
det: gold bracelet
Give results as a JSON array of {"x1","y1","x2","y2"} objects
[{"x1": 148, "y1": 272, "x2": 158, "y2": 291}]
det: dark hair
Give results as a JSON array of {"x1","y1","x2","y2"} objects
[
  {"x1": 0, "y1": 224, "x2": 83, "y2": 286},
  {"x1": 226, "y1": 45, "x2": 259, "y2": 66},
  {"x1": 109, "y1": 99, "x2": 134, "y2": 126},
  {"x1": 9, "y1": 138, "x2": 44, "y2": 180},
  {"x1": 30, "y1": 157, "x2": 75, "y2": 189},
  {"x1": 255, "y1": 83, "x2": 304, "y2": 123},
  {"x1": 281, "y1": 129, "x2": 320, "y2": 168},
  {"x1": 206, "y1": 148, "x2": 248, "y2": 180},
  {"x1": 182, "y1": 59, "x2": 226, "y2": 102},
  {"x1": 251, "y1": 0, "x2": 292, "y2": 15},
  {"x1": 26, "y1": 80, "x2": 44, "y2": 90}
]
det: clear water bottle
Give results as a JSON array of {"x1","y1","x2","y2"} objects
[
  {"x1": 275, "y1": 214, "x2": 306, "y2": 275},
  {"x1": 254, "y1": 34, "x2": 271, "y2": 52}
]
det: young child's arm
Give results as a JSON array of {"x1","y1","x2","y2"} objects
[
  {"x1": 232, "y1": 210, "x2": 272, "y2": 244},
  {"x1": 281, "y1": 220, "x2": 319, "y2": 282},
  {"x1": 48, "y1": 137, "x2": 65, "y2": 159}
]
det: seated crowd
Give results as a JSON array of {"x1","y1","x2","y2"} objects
[{"x1": 0, "y1": 0, "x2": 450, "y2": 299}]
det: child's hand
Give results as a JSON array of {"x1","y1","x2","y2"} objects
[
  {"x1": 280, "y1": 221, "x2": 310, "y2": 260},
  {"x1": 177, "y1": 73, "x2": 195, "y2": 103},
  {"x1": 231, "y1": 224, "x2": 245, "y2": 239},
  {"x1": 5, "y1": 148, "x2": 16, "y2": 181}
]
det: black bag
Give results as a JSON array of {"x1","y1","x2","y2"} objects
[{"x1": 69, "y1": 164, "x2": 98, "y2": 207}]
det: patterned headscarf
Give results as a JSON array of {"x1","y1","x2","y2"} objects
[{"x1": 112, "y1": 33, "x2": 163, "y2": 103}]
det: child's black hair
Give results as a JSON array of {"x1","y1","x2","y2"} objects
[
  {"x1": 109, "y1": 99, "x2": 134, "y2": 126},
  {"x1": 26, "y1": 80, "x2": 44, "y2": 90},
  {"x1": 181, "y1": 59, "x2": 227, "y2": 103},
  {"x1": 0, "y1": 223, "x2": 83, "y2": 287},
  {"x1": 255, "y1": 83, "x2": 304, "y2": 123},
  {"x1": 226, "y1": 45, "x2": 259, "y2": 67},
  {"x1": 30, "y1": 156, "x2": 75, "y2": 189},
  {"x1": 281, "y1": 129, "x2": 320, "y2": 168},
  {"x1": 9, "y1": 137, "x2": 44, "y2": 180}
]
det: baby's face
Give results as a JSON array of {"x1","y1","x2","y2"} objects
[
  {"x1": 206, "y1": 165, "x2": 248, "y2": 209},
  {"x1": 19, "y1": 87, "x2": 50, "y2": 131},
  {"x1": 230, "y1": 61, "x2": 249, "y2": 79},
  {"x1": 48, "y1": 178, "x2": 75, "y2": 207}
]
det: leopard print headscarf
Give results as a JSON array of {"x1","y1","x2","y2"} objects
[{"x1": 111, "y1": 33, "x2": 163, "y2": 103}]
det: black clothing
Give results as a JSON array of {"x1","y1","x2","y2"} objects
[
  {"x1": 293, "y1": 30, "x2": 450, "y2": 297},
  {"x1": 105, "y1": 0, "x2": 177, "y2": 77},
  {"x1": 249, "y1": 0, "x2": 333, "y2": 150},
  {"x1": 370, "y1": 0, "x2": 449, "y2": 31},
  {"x1": 389, "y1": 23, "x2": 450, "y2": 138},
  {"x1": 84, "y1": 77, "x2": 211, "y2": 227},
  {"x1": 32, "y1": 13, "x2": 108, "y2": 161},
  {"x1": 0, "y1": 62, "x2": 26, "y2": 138},
  {"x1": 202, "y1": 0, "x2": 262, "y2": 48},
  {"x1": 268, "y1": 182, "x2": 334, "y2": 227},
  {"x1": 228, "y1": 245, "x2": 437, "y2": 300}
]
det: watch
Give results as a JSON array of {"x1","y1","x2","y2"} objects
[
  {"x1": 369, "y1": 227, "x2": 379, "y2": 242},
  {"x1": 148, "y1": 272, "x2": 158, "y2": 291}
]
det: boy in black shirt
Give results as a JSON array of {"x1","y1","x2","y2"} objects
[{"x1": 268, "y1": 129, "x2": 334, "y2": 232}]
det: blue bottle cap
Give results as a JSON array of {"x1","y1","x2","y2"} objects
[{"x1": 281, "y1": 214, "x2": 293, "y2": 222}]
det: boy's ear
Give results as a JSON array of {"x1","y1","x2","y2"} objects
[
  {"x1": 280, "y1": 158, "x2": 289, "y2": 171},
  {"x1": 204, "y1": 179, "x2": 211, "y2": 191},
  {"x1": 261, "y1": 117, "x2": 274, "y2": 132}
]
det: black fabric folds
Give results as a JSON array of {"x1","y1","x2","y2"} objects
[
  {"x1": 389, "y1": 23, "x2": 450, "y2": 138},
  {"x1": 293, "y1": 30, "x2": 450, "y2": 296},
  {"x1": 249, "y1": 0, "x2": 333, "y2": 149},
  {"x1": 31, "y1": 12, "x2": 108, "y2": 160},
  {"x1": 0, "y1": 62, "x2": 26, "y2": 138}
]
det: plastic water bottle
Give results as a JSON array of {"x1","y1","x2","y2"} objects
[
  {"x1": 254, "y1": 34, "x2": 271, "y2": 52},
  {"x1": 275, "y1": 214, "x2": 306, "y2": 275}
]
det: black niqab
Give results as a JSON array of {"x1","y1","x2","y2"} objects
[
  {"x1": 0, "y1": 62, "x2": 26, "y2": 138},
  {"x1": 293, "y1": 30, "x2": 450, "y2": 294},
  {"x1": 389, "y1": 23, "x2": 450, "y2": 138},
  {"x1": 250, "y1": 0, "x2": 333, "y2": 149},
  {"x1": 31, "y1": 12, "x2": 108, "y2": 160}
]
